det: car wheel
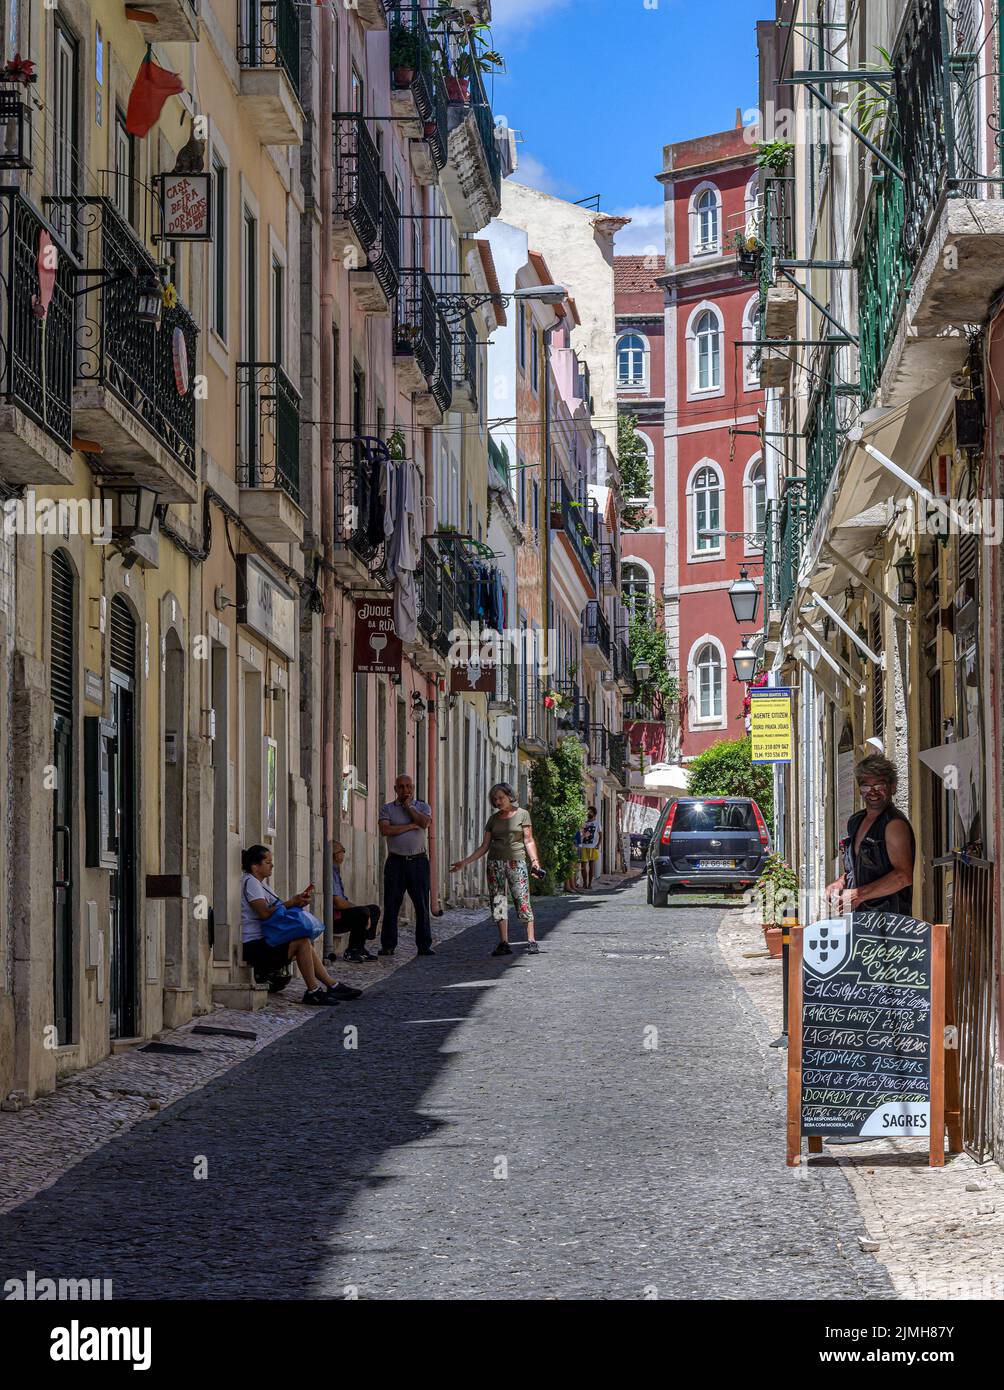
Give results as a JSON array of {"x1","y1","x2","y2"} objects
[{"x1": 652, "y1": 885, "x2": 669, "y2": 908}]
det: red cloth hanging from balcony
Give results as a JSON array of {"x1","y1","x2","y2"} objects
[{"x1": 126, "y1": 45, "x2": 184, "y2": 137}]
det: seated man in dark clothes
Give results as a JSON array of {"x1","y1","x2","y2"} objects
[{"x1": 333, "y1": 841, "x2": 381, "y2": 963}]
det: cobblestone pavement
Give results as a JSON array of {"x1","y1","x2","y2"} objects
[
  {"x1": 0, "y1": 880, "x2": 893, "y2": 1300},
  {"x1": 719, "y1": 910, "x2": 1004, "y2": 1301}
]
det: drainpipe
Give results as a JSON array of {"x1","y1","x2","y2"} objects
[
  {"x1": 319, "y1": 5, "x2": 335, "y2": 953},
  {"x1": 542, "y1": 317, "x2": 560, "y2": 677}
]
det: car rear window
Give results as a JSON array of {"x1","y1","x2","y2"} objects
[{"x1": 670, "y1": 802, "x2": 757, "y2": 832}]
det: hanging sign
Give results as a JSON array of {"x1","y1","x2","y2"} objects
[
  {"x1": 237, "y1": 554, "x2": 297, "y2": 660},
  {"x1": 450, "y1": 651, "x2": 495, "y2": 693},
  {"x1": 750, "y1": 685, "x2": 792, "y2": 763},
  {"x1": 155, "y1": 170, "x2": 212, "y2": 241},
  {"x1": 353, "y1": 599, "x2": 401, "y2": 675},
  {"x1": 786, "y1": 912, "x2": 959, "y2": 1168}
]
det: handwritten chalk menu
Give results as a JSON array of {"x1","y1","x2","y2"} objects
[{"x1": 799, "y1": 912, "x2": 933, "y2": 1138}]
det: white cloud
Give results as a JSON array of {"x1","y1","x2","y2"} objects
[
  {"x1": 490, "y1": 0, "x2": 572, "y2": 34},
  {"x1": 509, "y1": 152, "x2": 574, "y2": 197},
  {"x1": 611, "y1": 204, "x2": 664, "y2": 257}
]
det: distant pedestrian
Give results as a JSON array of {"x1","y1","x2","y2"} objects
[
  {"x1": 240, "y1": 845, "x2": 361, "y2": 1006},
  {"x1": 379, "y1": 774, "x2": 435, "y2": 957},
  {"x1": 332, "y1": 841, "x2": 380, "y2": 962},
  {"x1": 826, "y1": 755, "x2": 916, "y2": 916},
  {"x1": 451, "y1": 783, "x2": 543, "y2": 956},
  {"x1": 578, "y1": 806, "x2": 601, "y2": 890}
]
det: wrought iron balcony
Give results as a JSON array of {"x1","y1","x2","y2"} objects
[
  {"x1": 804, "y1": 356, "x2": 838, "y2": 535},
  {"x1": 451, "y1": 313, "x2": 477, "y2": 411},
  {"x1": 582, "y1": 599, "x2": 611, "y2": 663},
  {"x1": 434, "y1": 532, "x2": 478, "y2": 626},
  {"x1": 332, "y1": 436, "x2": 392, "y2": 588},
  {"x1": 550, "y1": 476, "x2": 598, "y2": 586},
  {"x1": 761, "y1": 498, "x2": 780, "y2": 634},
  {"x1": 0, "y1": 190, "x2": 74, "y2": 473},
  {"x1": 387, "y1": 2, "x2": 449, "y2": 174},
  {"x1": 599, "y1": 540, "x2": 619, "y2": 595},
  {"x1": 371, "y1": 177, "x2": 401, "y2": 307},
  {"x1": 49, "y1": 196, "x2": 198, "y2": 487},
  {"x1": 236, "y1": 362, "x2": 300, "y2": 503},
  {"x1": 465, "y1": 61, "x2": 502, "y2": 200},
  {"x1": 756, "y1": 175, "x2": 795, "y2": 308},
  {"x1": 333, "y1": 114, "x2": 381, "y2": 257},
  {"x1": 440, "y1": 55, "x2": 503, "y2": 231},
  {"x1": 519, "y1": 679, "x2": 555, "y2": 753},
  {"x1": 395, "y1": 267, "x2": 438, "y2": 390},
  {"x1": 858, "y1": 125, "x2": 909, "y2": 404},
  {"x1": 418, "y1": 537, "x2": 443, "y2": 643},
  {"x1": 238, "y1": 0, "x2": 300, "y2": 94},
  {"x1": 429, "y1": 310, "x2": 454, "y2": 415},
  {"x1": 587, "y1": 723, "x2": 609, "y2": 770},
  {"x1": 608, "y1": 731, "x2": 628, "y2": 785},
  {"x1": 777, "y1": 482, "x2": 806, "y2": 617}
]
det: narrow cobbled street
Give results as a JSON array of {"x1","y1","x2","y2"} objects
[{"x1": 0, "y1": 881, "x2": 892, "y2": 1300}]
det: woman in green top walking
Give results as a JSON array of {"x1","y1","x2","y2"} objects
[{"x1": 451, "y1": 782, "x2": 543, "y2": 956}]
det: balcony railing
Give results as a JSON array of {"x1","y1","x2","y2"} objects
[
  {"x1": 238, "y1": 0, "x2": 300, "y2": 96},
  {"x1": 612, "y1": 634, "x2": 631, "y2": 686},
  {"x1": 236, "y1": 362, "x2": 300, "y2": 504},
  {"x1": 333, "y1": 114, "x2": 382, "y2": 254},
  {"x1": 434, "y1": 533, "x2": 484, "y2": 626},
  {"x1": 778, "y1": 482, "x2": 806, "y2": 617},
  {"x1": 387, "y1": 2, "x2": 449, "y2": 168},
  {"x1": 599, "y1": 540, "x2": 619, "y2": 592},
  {"x1": 804, "y1": 354, "x2": 837, "y2": 533},
  {"x1": 858, "y1": 124, "x2": 909, "y2": 404},
  {"x1": 0, "y1": 190, "x2": 74, "y2": 451},
  {"x1": 333, "y1": 436, "x2": 392, "y2": 582},
  {"x1": 757, "y1": 175, "x2": 795, "y2": 312},
  {"x1": 396, "y1": 267, "x2": 438, "y2": 380},
  {"x1": 452, "y1": 313, "x2": 477, "y2": 407},
  {"x1": 582, "y1": 599, "x2": 611, "y2": 661},
  {"x1": 762, "y1": 498, "x2": 780, "y2": 632},
  {"x1": 587, "y1": 723, "x2": 609, "y2": 770},
  {"x1": 520, "y1": 679, "x2": 555, "y2": 750},
  {"x1": 430, "y1": 310, "x2": 453, "y2": 413},
  {"x1": 50, "y1": 196, "x2": 198, "y2": 470},
  {"x1": 608, "y1": 731, "x2": 628, "y2": 785},
  {"x1": 551, "y1": 476, "x2": 598, "y2": 584},
  {"x1": 465, "y1": 61, "x2": 502, "y2": 201},
  {"x1": 418, "y1": 536, "x2": 442, "y2": 642}
]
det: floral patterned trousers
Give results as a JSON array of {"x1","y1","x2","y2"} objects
[{"x1": 487, "y1": 858, "x2": 533, "y2": 924}]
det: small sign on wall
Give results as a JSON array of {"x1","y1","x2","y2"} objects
[{"x1": 155, "y1": 171, "x2": 213, "y2": 242}]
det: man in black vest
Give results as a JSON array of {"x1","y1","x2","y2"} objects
[{"x1": 826, "y1": 754, "x2": 916, "y2": 916}]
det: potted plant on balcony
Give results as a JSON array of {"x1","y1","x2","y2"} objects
[
  {"x1": 755, "y1": 853, "x2": 799, "y2": 958},
  {"x1": 755, "y1": 139, "x2": 795, "y2": 174},
  {"x1": 389, "y1": 21, "x2": 420, "y2": 88}
]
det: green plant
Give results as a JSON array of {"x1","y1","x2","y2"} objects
[
  {"x1": 618, "y1": 413, "x2": 652, "y2": 532},
  {"x1": 755, "y1": 139, "x2": 795, "y2": 174},
  {"x1": 685, "y1": 735, "x2": 773, "y2": 826},
  {"x1": 842, "y1": 49, "x2": 892, "y2": 138},
  {"x1": 389, "y1": 21, "x2": 421, "y2": 72},
  {"x1": 627, "y1": 608, "x2": 678, "y2": 717},
  {"x1": 429, "y1": 4, "x2": 504, "y2": 81},
  {"x1": 755, "y1": 852, "x2": 800, "y2": 925},
  {"x1": 528, "y1": 738, "x2": 587, "y2": 894},
  {"x1": 387, "y1": 428, "x2": 407, "y2": 460}
]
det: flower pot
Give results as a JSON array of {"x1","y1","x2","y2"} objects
[
  {"x1": 762, "y1": 924, "x2": 783, "y2": 959},
  {"x1": 393, "y1": 66, "x2": 415, "y2": 88}
]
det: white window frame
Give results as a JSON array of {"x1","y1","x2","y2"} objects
[
  {"x1": 686, "y1": 301, "x2": 724, "y2": 400},
  {"x1": 688, "y1": 634, "x2": 727, "y2": 728},
  {"x1": 742, "y1": 294, "x2": 761, "y2": 390},
  {"x1": 689, "y1": 181, "x2": 722, "y2": 258},
  {"x1": 686, "y1": 458, "x2": 724, "y2": 561},
  {"x1": 616, "y1": 331, "x2": 649, "y2": 391},
  {"x1": 743, "y1": 454, "x2": 767, "y2": 556},
  {"x1": 621, "y1": 557, "x2": 655, "y2": 616}
]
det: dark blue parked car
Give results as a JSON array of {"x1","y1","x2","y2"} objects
[{"x1": 645, "y1": 796, "x2": 770, "y2": 906}]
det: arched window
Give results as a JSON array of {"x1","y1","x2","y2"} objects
[
  {"x1": 692, "y1": 464, "x2": 722, "y2": 552},
  {"x1": 693, "y1": 186, "x2": 720, "y2": 255},
  {"x1": 621, "y1": 561, "x2": 652, "y2": 616},
  {"x1": 690, "y1": 306, "x2": 722, "y2": 393},
  {"x1": 742, "y1": 296, "x2": 761, "y2": 389},
  {"x1": 746, "y1": 457, "x2": 767, "y2": 544},
  {"x1": 695, "y1": 642, "x2": 723, "y2": 720},
  {"x1": 617, "y1": 332, "x2": 647, "y2": 389}
]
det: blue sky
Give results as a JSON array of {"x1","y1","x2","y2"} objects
[{"x1": 488, "y1": 0, "x2": 765, "y2": 254}]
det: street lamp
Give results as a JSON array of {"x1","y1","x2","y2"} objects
[
  {"x1": 634, "y1": 659, "x2": 651, "y2": 685},
  {"x1": 135, "y1": 271, "x2": 165, "y2": 325},
  {"x1": 894, "y1": 549, "x2": 917, "y2": 605},
  {"x1": 732, "y1": 637, "x2": 758, "y2": 682},
  {"x1": 100, "y1": 483, "x2": 159, "y2": 539},
  {"x1": 728, "y1": 566, "x2": 760, "y2": 624},
  {"x1": 511, "y1": 284, "x2": 567, "y2": 306}
]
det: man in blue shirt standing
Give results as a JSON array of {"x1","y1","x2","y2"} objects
[
  {"x1": 332, "y1": 841, "x2": 380, "y2": 962},
  {"x1": 378, "y1": 773, "x2": 434, "y2": 957}
]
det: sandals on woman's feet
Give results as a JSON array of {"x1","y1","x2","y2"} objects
[{"x1": 525, "y1": 941, "x2": 540, "y2": 954}]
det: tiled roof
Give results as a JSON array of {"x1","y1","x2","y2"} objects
[{"x1": 614, "y1": 255, "x2": 665, "y2": 294}]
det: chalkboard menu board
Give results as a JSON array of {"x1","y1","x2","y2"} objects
[{"x1": 787, "y1": 913, "x2": 950, "y2": 1166}]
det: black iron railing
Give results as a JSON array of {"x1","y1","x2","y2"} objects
[
  {"x1": 582, "y1": 599, "x2": 611, "y2": 660},
  {"x1": 599, "y1": 540, "x2": 618, "y2": 591},
  {"x1": 435, "y1": 532, "x2": 476, "y2": 624},
  {"x1": 396, "y1": 267, "x2": 437, "y2": 380},
  {"x1": 608, "y1": 731, "x2": 628, "y2": 784},
  {"x1": 757, "y1": 175, "x2": 795, "y2": 313},
  {"x1": 48, "y1": 196, "x2": 197, "y2": 470},
  {"x1": 778, "y1": 481, "x2": 806, "y2": 616},
  {"x1": 804, "y1": 352, "x2": 837, "y2": 533},
  {"x1": 333, "y1": 114, "x2": 381, "y2": 254},
  {"x1": 333, "y1": 436, "x2": 392, "y2": 581},
  {"x1": 238, "y1": 0, "x2": 300, "y2": 96},
  {"x1": 452, "y1": 313, "x2": 477, "y2": 405},
  {"x1": 387, "y1": 2, "x2": 448, "y2": 168},
  {"x1": 587, "y1": 723, "x2": 609, "y2": 769},
  {"x1": 465, "y1": 60, "x2": 502, "y2": 200},
  {"x1": 551, "y1": 476, "x2": 598, "y2": 585},
  {"x1": 236, "y1": 362, "x2": 300, "y2": 504},
  {"x1": 370, "y1": 176, "x2": 401, "y2": 306},
  {"x1": 0, "y1": 190, "x2": 74, "y2": 450},
  {"x1": 431, "y1": 311, "x2": 453, "y2": 412},
  {"x1": 418, "y1": 536, "x2": 442, "y2": 641},
  {"x1": 612, "y1": 635, "x2": 631, "y2": 686}
]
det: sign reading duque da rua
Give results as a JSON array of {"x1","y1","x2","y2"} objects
[{"x1": 353, "y1": 599, "x2": 401, "y2": 675}]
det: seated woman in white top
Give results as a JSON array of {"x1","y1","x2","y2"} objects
[{"x1": 240, "y1": 844, "x2": 360, "y2": 1007}]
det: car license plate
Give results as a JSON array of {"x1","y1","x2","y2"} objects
[{"x1": 698, "y1": 858, "x2": 734, "y2": 869}]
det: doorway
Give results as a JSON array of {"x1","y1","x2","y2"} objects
[
  {"x1": 50, "y1": 550, "x2": 75, "y2": 1044},
  {"x1": 108, "y1": 596, "x2": 138, "y2": 1039}
]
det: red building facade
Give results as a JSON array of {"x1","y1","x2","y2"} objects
[{"x1": 657, "y1": 123, "x2": 765, "y2": 759}]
